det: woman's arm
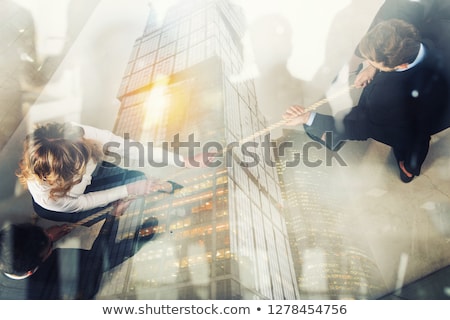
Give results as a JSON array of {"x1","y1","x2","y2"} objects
[
  {"x1": 28, "y1": 178, "x2": 161, "y2": 213},
  {"x1": 76, "y1": 123, "x2": 183, "y2": 167}
]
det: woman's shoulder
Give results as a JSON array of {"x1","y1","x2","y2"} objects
[{"x1": 26, "y1": 178, "x2": 51, "y2": 194}]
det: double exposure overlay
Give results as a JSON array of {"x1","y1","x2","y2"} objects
[{"x1": 1, "y1": 0, "x2": 450, "y2": 300}]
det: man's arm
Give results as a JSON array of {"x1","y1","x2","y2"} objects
[
  {"x1": 283, "y1": 105, "x2": 372, "y2": 151},
  {"x1": 283, "y1": 105, "x2": 345, "y2": 151}
]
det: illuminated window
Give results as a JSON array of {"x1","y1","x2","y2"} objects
[
  {"x1": 153, "y1": 57, "x2": 174, "y2": 78},
  {"x1": 128, "y1": 66, "x2": 152, "y2": 92}
]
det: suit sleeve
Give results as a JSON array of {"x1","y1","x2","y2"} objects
[
  {"x1": 303, "y1": 113, "x2": 346, "y2": 151},
  {"x1": 303, "y1": 107, "x2": 371, "y2": 151}
]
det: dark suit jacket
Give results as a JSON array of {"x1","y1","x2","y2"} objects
[
  {"x1": 305, "y1": 41, "x2": 449, "y2": 152},
  {"x1": 305, "y1": 0, "x2": 450, "y2": 153}
]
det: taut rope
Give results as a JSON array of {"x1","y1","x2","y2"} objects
[{"x1": 65, "y1": 84, "x2": 358, "y2": 228}]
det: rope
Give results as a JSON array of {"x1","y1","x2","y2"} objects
[
  {"x1": 67, "y1": 205, "x2": 115, "y2": 229},
  {"x1": 64, "y1": 83, "x2": 358, "y2": 229},
  {"x1": 234, "y1": 84, "x2": 357, "y2": 146},
  {"x1": 65, "y1": 195, "x2": 140, "y2": 229}
]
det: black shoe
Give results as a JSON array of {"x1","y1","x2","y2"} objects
[
  {"x1": 137, "y1": 217, "x2": 159, "y2": 241},
  {"x1": 397, "y1": 162, "x2": 414, "y2": 183},
  {"x1": 158, "y1": 180, "x2": 184, "y2": 194}
]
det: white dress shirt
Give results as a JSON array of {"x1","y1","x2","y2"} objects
[{"x1": 28, "y1": 123, "x2": 182, "y2": 213}]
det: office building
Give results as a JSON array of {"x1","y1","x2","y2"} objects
[{"x1": 99, "y1": 0, "x2": 299, "y2": 299}]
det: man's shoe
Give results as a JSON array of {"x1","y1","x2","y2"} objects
[
  {"x1": 137, "y1": 217, "x2": 159, "y2": 241},
  {"x1": 158, "y1": 180, "x2": 184, "y2": 194},
  {"x1": 398, "y1": 161, "x2": 414, "y2": 183}
]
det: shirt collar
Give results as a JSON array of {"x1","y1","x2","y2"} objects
[{"x1": 396, "y1": 43, "x2": 425, "y2": 72}]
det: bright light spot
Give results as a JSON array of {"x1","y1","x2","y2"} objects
[
  {"x1": 143, "y1": 75, "x2": 170, "y2": 127},
  {"x1": 412, "y1": 90, "x2": 419, "y2": 98}
]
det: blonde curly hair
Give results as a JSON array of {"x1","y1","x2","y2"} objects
[{"x1": 17, "y1": 122, "x2": 103, "y2": 199}]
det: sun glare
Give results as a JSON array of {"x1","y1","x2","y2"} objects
[{"x1": 143, "y1": 75, "x2": 171, "y2": 128}]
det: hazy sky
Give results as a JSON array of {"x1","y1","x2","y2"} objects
[
  {"x1": 15, "y1": 0, "x2": 358, "y2": 78},
  {"x1": 13, "y1": 0, "x2": 382, "y2": 128}
]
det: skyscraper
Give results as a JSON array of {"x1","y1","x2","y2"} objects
[
  {"x1": 276, "y1": 129, "x2": 386, "y2": 299},
  {"x1": 100, "y1": 0, "x2": 299, "y2": 299}
]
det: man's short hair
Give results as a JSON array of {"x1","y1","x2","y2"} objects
[
  {"x1": 0, "y1": 223, "x2": 49, "y2": 275},
  {"x1": 359, "y1": 19, "x2": 421, "y2": 68}
]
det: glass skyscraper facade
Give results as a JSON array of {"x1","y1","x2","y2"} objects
[{"x1": 99, "y1": 0, "x2": 299, "y2": 299}]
